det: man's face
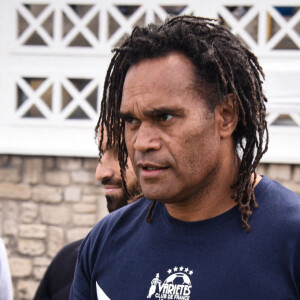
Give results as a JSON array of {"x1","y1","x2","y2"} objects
[
  {"x1": 96, "y1": 137, "x2": 140, "y2": 213},
  {"x1": 120, "y1": 52, "x2": 223, "y2": 205}
]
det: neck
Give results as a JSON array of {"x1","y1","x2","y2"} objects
[{"x1": 165, "y1": 151, "x2": 239, "y2": 222}]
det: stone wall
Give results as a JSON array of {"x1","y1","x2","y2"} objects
[
  {"x1": 0, "y1": 155, "x2": 107, "y2": 300},
  {"x1": 0, "y1": 155, "x2": 299, "y2": 300},
  {"x1": 257, "y1": 163, "x2": 300, "y2": 194}
]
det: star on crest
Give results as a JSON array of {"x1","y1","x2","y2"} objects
[{"x1": 167, "y1": 266, "x2": 193, "y2": 276}]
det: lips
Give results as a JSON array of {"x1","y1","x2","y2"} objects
[
  {"x1": 142, "y1": 166, "x2": 167, "y2": 171},
  {"x1": 104, "y1": 185, "x2": 122, "y2": 195},
  {"x1": 137, "y1": 162, "x2": 167, "y2": 169},
  {"x1": 137, "y1": 162, "x2": 169, "y2": 178}
]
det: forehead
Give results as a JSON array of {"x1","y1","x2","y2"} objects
[
  {"x1": 126, "y1": 52, "x2": 195, "y2": 84},
  {"x1": 121, "y1": 53, "x2": 201, "y2": 112}
]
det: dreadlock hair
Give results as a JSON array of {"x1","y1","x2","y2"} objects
[{"x1": 95, "y1": 15, "x2": 269, "y2": 231}]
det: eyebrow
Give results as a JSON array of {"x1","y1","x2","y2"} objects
[
  {"x1": 144, "y1": 107, "x2": 182, "y2": 117},
  {"x1": 119, "y1": 112, "x2": 133, "y2": 120},
  {"x1": 120, "y1": 107, "x2": 183, "y2": 119}
]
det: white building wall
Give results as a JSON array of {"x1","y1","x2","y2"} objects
[{"x1": 0, "y1": 0, "x2": 300, "y2": 162}]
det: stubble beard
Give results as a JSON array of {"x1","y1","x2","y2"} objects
[
  {"x1": 105, "y1": 194, "x2": 128, "y2": 213},
  {"x1": 105, "y1": 182, "x2": 141, "y2": 213}
]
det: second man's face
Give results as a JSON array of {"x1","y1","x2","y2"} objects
[{"x1": 96, "y1": 134, "x2": 141, "y2": 213}]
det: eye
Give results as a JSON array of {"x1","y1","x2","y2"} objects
[
  {"x1": 159, "y1": 114, "x2": 174, "y2": 122},
  {"x1": 125, "y1": 117, "x2": 139, "y2": 124}
]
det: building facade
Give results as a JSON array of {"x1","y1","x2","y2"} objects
[{"x1": 0, "y1": 1, "x2": 300, "y2": 299}]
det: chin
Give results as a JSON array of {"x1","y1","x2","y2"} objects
[
  {"x1": 106, "y1": 194, "x2": 127, "y2": 213},
  {"x1": 143, "y1": 190, "x2": 172, "y2": 203},
  {"x1": 106, "y1": 191, "x2": 123, "y2": 199}
]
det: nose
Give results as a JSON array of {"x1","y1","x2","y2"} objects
[
  {"x1": 133, "y1": 122, "x2": 161, "y2": 153},
  {"x1": 95, "y1": 157, "x2": 114, "y2": 182}
]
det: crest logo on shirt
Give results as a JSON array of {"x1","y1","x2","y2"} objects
[{"x1": 147, "y1": 266, "x2": 193, "y2": 299}]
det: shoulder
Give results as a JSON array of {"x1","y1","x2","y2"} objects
[
  {"x1": 92, "y1": 197, "x2": 150, "y2": 239},
  {"x1": 254, "y1": 176, "x2": 300, "y2": 231},
  {"x1": 75, "y1": 197, "x2": 151, "y2": 276},
  {"x1": 41, "y1": 239, "x2": 83, "y2": 278},
  {"x1": 94, "y1": 197, "x2": 150, "y2": 230},
  {"x1": 80, "y1": 197, "x2": 151, "y2": 253},
  {"x1": 52, "y1": 239, "x2": 83, "y2": 263},
  {"x1": 57, "y1": 239, "x2": 83, "y2": 256},
  {"x1": 255, "y1": 176, "x2": 300, "y2": 207},
  {"x1": 49, "y1": 240, "x2": 84, "y2": 273}
]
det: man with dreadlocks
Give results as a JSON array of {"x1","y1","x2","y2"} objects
[{"x1": 70, "y1": 16, "x2": 300, "y2": 299}]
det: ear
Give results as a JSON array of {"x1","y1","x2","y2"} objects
[{"x1": 215, "y1": 94, "x2": 238, "y2": 139}]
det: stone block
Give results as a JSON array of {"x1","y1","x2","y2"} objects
[
  {"x1": 2, "y1": 237, "x2": 9, "y2": 248},
  {"x1": 294, "y1": 166, "x2": 300, "y2": 183},
  {"x1": 64, "y1": 186, "x2": 81, "y2": 202},
  {"x1": 97, "y1": 195, "x2": 109, "y2": 221},
  {"x1": 268, "y1": 164, "x2": 291, "y2": 182},
  {"x1": 45, "y1": 171, "x2": 70, "y2": 186},
  {"x1": 18, "y1": 239, "x2": 45, "y2": 256},
  {"x1": 17, "y1": 280, "x2": 39, "y2": 300},
  {"x1": 47, "y1": 226, "x2": 64, "y2": 258},
  {"x1": 57, "y1": 158, "x2": 82, "y2": 170},
  {"x1": 0, "y1": 155, "x2": 9, "y2": 166},
  {"x1": 9, "y1": 257, "x2": 32, "y2": 277},
  {"x1": 73, "y1": 214, "x2": 96, "y2": 226},
  {"x1": 284, "y1": 183, "x2": 300, "y2": 195},
  {"x1": 0, "y1": 182, "x2": 31, "y2": 200},
  {"x1": 71, "y1": 170, "x2": 96, "y2": 184},
  {"x1": 73, "y1": 203, "x2": 96, "y2": 213},
  {"x1": 11, "y1": 156, "x2": 22, "y2": 167},
  {"x1": 82, "y1": 195, "x2": 97, "y2": 203},
  {"x1": 33, "y1": 266, "x2": 47, "y2": 280},
  {"x1": 66, "y1": 227, "x2": 91, "y2": 243},
  {"x1": 3, "y1": 201, "x2": 19, "y2": 236},
  {"x1": 40, "y1": 205, "x2": 70, "y2": 225},
  {"x1": 21, "y1": 202, "x2": 38, "y2": 223},
  {"x1": 23, "y1": 158, "x2": 43, "y2": 184},
  {"x1": 33, "y1": 185, "x2": 62, "y2": 203},
  {"x1": 256, "y1": 163, "x2": 267, "y2": 176},
  {"x1": 83, "y1": 158, "x2": 98, "y2": 170},
  {"x1": 33, "y1": 257, "x2": 51, "y2": 266},
  {"x1": 0, "y1": 168, "x2": 21, "y2": 182},
  {"x1": 44, "y1": 157, "x2": 55, "y2": 170},
  {"x1": 19, "y1": 224, "x2": 47, "y2": 239},
  {"x1": 83, "y1": 185, "x2": 104, "y2": 195}
]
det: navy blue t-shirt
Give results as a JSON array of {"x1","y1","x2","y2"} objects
[{"x1": 70, "y1": 177, "x2": 300, "y2": 299}]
